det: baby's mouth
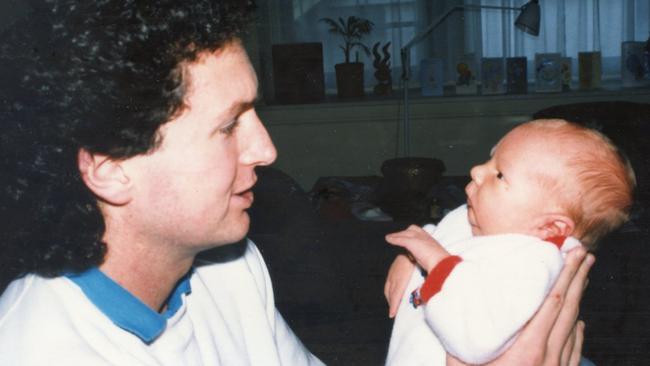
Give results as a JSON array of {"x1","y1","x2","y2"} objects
[{"x1": 466, "y1": 204, "x2": 479, "y2": 230}]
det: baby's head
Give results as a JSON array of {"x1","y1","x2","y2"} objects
[{"x1": 465, "y1": 119, "x2": 635, "y2": 249}]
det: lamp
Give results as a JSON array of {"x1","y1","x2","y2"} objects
[
  {"x1": 399, "y1": 1, "x2": 540, "y2": 156},
  {"x1": 515, "y1": 0, "x2": 540, "y2": 36}
]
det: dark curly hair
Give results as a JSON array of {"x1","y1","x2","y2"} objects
[{"x1": 0, "y1": 0, "x2": 256, "y2": 284}]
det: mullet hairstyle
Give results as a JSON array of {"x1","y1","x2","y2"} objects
[{"x1": 0, "y1": 0, "x2": 256, "y2": 283}]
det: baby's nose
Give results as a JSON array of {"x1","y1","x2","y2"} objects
[{"x1": 469, "y1": 164, "x2": 485, "y2": 184}]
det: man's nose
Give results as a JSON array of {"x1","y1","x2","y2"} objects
[{"x1": 240, "y1": 113, "x2": 277, "y2": 167}]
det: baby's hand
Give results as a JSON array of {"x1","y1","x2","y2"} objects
[
  {"x1": 385, "y1": 225, "x2": 450, "y2": 273},
  {"x1": 384, "y1": 254, "x2": 416, "y2": 318}
]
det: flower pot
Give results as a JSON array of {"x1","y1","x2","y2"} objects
[
  {"x1": 381, "y1": 157, "x2": 446, "y2": 195},
  {"x1": 335, "y1": 62, "x2": 364, "y2": 98},
  {"x1": 378, "y1": 157, "x2": 446, "y2": 222}
]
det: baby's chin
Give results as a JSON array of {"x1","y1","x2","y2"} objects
[{"x1": 469, "y1": 224, "x2": 482, "y2": 236}]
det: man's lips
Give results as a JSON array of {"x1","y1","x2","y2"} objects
[
  {"x1": 233, "y1": 190, "x2": 254, "y2": 208},
  {"x1": 233, "y1": 176, "x2": 257, "y2": 208}
]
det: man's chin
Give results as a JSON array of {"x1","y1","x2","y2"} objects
[
  {"x1": 205, "y1": 214, "x2": 250, "y2": 248},
  {"x1": 196, "y1": 237, "x2": 249, "y2": 262},
  {"x1": 225, "y1": 216, "x2": 250, "y2": 244}
]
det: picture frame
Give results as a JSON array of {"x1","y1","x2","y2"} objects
[
  {"x1": 455, "y1": 55, "x2": 478, "y2": 95},
  {"x1": 506, "y1": 57, "x2": 528, "y2": 94},
  {"x1": 621, "y1": 42, "x2": 649, "y2": 88},
  {"x1": 419, "y1": 58, "x2": 444, "y2": 96},
  {"x1": 481, "y1": 57, "x2": 506, "y2": 95},
  {"x1": 578, "y1": 51, "x2": 602, "y2": 90},
  {"x1": 535, "y1": 53, "x2": 562, "y2": 93}
]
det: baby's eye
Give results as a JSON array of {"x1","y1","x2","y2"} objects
[{"x1": 496, "y1": 172, "x2": 504, "y2": 180}]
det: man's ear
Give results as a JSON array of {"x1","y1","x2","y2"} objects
[
  {"x1": 535, "y1": 214, "x2": 575, "y2": 240},
  {"x1": 78, "y1": 148, "x2": 132, "y2": 206}
]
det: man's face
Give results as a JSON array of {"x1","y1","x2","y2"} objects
[
  {"x1": 122, "y1": 42, "x2": 276, "y2": 251},
  {"x1": 464, "y1": 125, "x2": 564, "y2": 237}
]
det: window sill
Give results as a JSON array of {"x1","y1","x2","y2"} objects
[{"x1": 258, "y1": 84, "x2": 650, "y2": 126}]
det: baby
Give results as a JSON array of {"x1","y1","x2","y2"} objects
[{"x1": 385, "y1": 119, "x2": 636, "y2": 365}]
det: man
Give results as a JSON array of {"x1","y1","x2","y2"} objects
[
  {"x1": 0, "y1": 1, "x2": 322, "y2": 365},
  {"x1": 0, "y1": 1, "x2": 591, "y2": 365}
]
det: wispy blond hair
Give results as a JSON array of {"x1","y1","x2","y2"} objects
[{"x1": 517, "y1": 119, "x2": 636, "y2": 248}]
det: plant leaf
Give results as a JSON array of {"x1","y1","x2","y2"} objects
[
  {"x1": 320, "y1": 15, "x2": 375, "y2": 64},
  {"x1": 319, "y1": 17, "x2": 345, "y2": 35},
  {"x1": 349, "y1": 42, "x2": 372, "y2": 56}
]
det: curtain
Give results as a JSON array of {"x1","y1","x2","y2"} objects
[
  {"x1": 255, "y1": 0, "x2": 650, "y2": 98},
  {"x1": 256, "y1": 0, "x2": 470, "y2": 96},
  {"x1": 476, "y1": 0, "x2": 650, "y2": 80}
]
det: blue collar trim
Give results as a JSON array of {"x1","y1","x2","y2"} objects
[{"x1": 66, "y1": 268, "x2": 192, "y2": 344}]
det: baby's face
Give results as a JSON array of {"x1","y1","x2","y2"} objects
[{"x1": 464, "y1": 126, "x2": 566, "y2": 237}]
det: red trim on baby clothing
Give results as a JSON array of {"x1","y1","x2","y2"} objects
[
  {"x1": 545, "y1": 236, "x2": 566, "y2": 250},
  {"x1": 419, "y1": 255, "x2": 463, "y2": 303}
]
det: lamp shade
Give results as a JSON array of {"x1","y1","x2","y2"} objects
[{"x1": 515, "y1": 0, "x2": 540, "y2": 36}]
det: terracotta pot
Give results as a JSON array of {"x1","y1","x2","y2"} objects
[{"x1": 335, "y1": 62, "x2": 364, "y2": 98}]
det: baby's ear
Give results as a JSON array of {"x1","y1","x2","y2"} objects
[
  {"x1": 78, "y1": 148, "x2": 132, "y2": 206},
  {"x1": 537, "y1": 214, "x2": 575, "y2": 240}
]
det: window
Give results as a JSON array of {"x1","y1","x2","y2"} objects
[
  {"x1": 478, "y1": 0, "x2": 650, "y2": 81},
  {"x1": 257, "y1": 0, "x2": 649, "y2": 100}
]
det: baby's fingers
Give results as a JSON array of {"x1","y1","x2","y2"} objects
[
  {"x1": 384, "y1": 254, "x2": 415, "y2": 318},
  {"x1": 387, "y1": 281, "x2": 402, "y2": 318},
  {"x1": 386, "y1": 225, "x2": 426, "y2": 238},
  {"x1": 386, "y1": 226, "x2": 428, "y2": 246}
]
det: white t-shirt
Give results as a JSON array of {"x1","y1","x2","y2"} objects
[{"x1": 0, "y1": 240, "x2": 324, "y2": 366}]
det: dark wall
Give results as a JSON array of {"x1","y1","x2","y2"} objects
[{"x1": 0, "y1": 0, "x2": 29, "y2": 32}]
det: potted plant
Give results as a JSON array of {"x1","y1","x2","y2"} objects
[{"x1": 320, "y1": 16, "x2": 374, "y2": 98}]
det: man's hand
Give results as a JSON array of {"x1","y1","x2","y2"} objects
[
  {"x1": 385, "y1": 225, "x2": 450, "y2": 272},
  {"x1": 446, "y1": 247, "x2": 595, "y2": 366},
  {"x1": 384, "y1": 254, "x2": 416, "y2": 318}
]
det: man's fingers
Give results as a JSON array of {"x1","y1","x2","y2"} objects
[
  {"x1": 568, "y1": 321, "x2": 585, "y2": 366},
  {"x1": 569, "y1": 254, "x2": 594, "y2": 301},
  {"x1": 547, "y1": 252, "x2": 594, "y2": 354},
  {"x1": 512, "y1": 247, "x2": 587, "y2": 355},
  {"x1": 560, "y1": 322, "x2": 577, "y2": 366},
  {"x1": 538, "y1": 249, "x2": 586, "y2": 326},
  {"x1": 554, "y1": 247, "x2": 588, "y2": 299},
  {"x1": 478, "y1": 250, "x2": 592, "y2": 366}
]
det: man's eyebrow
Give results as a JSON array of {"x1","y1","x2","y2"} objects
[
  {"x1": 209, "y1": 99, "x2": 257, "y2": 136},
  {"x1": 226, "y1": 99, "x2": 256, "y2": 117}
]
